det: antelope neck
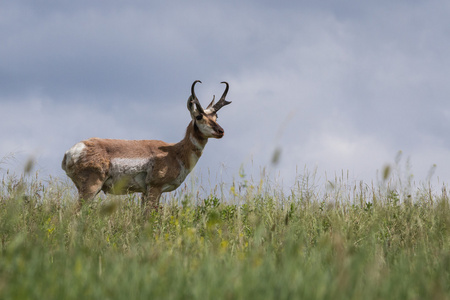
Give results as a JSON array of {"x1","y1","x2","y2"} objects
[
  {"x1": 180, "y1": 122, "x2": 207, "y2": 154},
  {"x1": 190, "y1": 133, "x2": 205, "y2": 152}
]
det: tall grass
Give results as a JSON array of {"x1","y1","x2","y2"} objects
[{"x1": 0, "y1": 167, "x2": 449, "y2": 299}]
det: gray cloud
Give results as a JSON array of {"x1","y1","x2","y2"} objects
[{"x1": 1, "y1": 0, "x2": 450, "y2": 191}]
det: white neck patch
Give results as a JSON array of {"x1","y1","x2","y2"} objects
[{"x1": 189, "y1": 134, "x2": 204, "y2": 152}]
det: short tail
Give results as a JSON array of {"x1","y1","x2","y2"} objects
[{"x1": 61, "y1": 153, "x2": 68, "y2": 172}]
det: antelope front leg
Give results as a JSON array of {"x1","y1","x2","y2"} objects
[
  {"x1": 142, "y1": 186, "x2": 162, "y2": 214},
  {"x1": 76, "y1": 171, "x2": 105, "y2": 212}
]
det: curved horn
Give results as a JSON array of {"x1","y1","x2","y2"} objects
[
  {"x1": 207, "y1": 95, "x2": 215, "y2": 109},
  {"x1": 191, "y1": 80, "x2": 202, "y2": 100},
  {"x1": 212, "y1": 81, "x2": 232, "y2": 112},
  {"x1": 190, "y1": 80, "x2": 204, "y2": 114},
  {"x1": 220, "y1": 81, "x2": 229, "y2": 99}
]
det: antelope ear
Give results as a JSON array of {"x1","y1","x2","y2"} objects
[{"x1": 187, "y1": 95, "x2": 195, "y2": 112}]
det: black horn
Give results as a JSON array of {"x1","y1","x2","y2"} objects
[
  {"x1": 212, "y1": 81, "x2": 231, "y2": 112},
  {"x1": 190, "y1": 80, "x2": 204, "y2": 114}
]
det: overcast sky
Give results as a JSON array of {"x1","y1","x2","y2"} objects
[{"x1": 1, "y1": 0, "x2": 450, "y2": 194}]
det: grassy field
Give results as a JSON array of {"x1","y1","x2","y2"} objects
[{"x1": 0, "y1": 166, "x2": 449, "y2": 299}]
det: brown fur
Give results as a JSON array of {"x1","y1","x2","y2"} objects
[
  {"x1": 63, "y1": 121, "x2": 215, "y2": 211},
  {"x1": 62, "y1": 81, "x2": 230, "y2": 213}
]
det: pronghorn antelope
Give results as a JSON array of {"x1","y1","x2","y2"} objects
[{"x1": 61, "y1": 80, "x2": 231, "y2": 210}]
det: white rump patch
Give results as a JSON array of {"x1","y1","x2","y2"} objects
[{"x1": 65, "y1": 142, "x2": 86, "y2": 166}]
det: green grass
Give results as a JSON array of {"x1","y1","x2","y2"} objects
[{"x1": 0, "y1": 169, "x2": 449, "y2": 299}]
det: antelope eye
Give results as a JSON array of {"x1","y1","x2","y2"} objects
[{"x1": 196, "y1": 115, "x2": 203, "y2": 121}]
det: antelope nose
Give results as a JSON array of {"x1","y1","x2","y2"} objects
[{"x1": 217, "y1": 128, "x2": 224, "y2": 134}]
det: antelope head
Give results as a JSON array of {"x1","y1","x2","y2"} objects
[{"x1": 187, "y1": 80, "x2": 232, "y2": 139}]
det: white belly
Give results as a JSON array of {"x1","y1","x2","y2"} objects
[{"x1": 103, "y1": 158, "x2": 153, "y2": 194}]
